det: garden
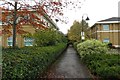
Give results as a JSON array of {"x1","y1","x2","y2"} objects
[
  {"x1": 2, "y1": 29, "x2": 68, "y2": 79},
  {"x1": 76, "y1": 40, "x2": 120, "y2": 79}
]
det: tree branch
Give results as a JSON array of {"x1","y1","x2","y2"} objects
[
  {"x1": 17, "y1": 6, "x2": 22, "y2": 10},
  {"x1": 7, "y1": 2, "x2": 15, "y2": 7}
]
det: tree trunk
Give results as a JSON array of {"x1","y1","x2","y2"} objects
[{"x1": 12, "y1": 2, "x2": 17, "y2": 48}]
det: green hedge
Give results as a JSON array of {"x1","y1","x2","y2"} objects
[
  {"x1": 76, "y1": 40, "x2": 120, "y2": 79},
  {"x1": 2, "y1": 43, "x2": 67, "y2": 80},
  {"x1": 83, "y1": 53, "x2": 120, "y2": 79}
]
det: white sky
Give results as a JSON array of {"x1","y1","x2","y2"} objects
[{"x1": 57, "y1": 0, "x2": 120, "y2": 34}]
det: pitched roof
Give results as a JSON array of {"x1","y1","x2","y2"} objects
[
  {"x1": 90, "y1": 17, "x2": 120, "y2": 28},
  {"x1": 98, "y1": 17, "x2": 120, "y2": 22}
]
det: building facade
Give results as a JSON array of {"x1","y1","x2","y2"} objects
[
  {"x1": 88, "y1": 17, "x2": 120, "y2": 48},
  {"x1": 1, "y1": 10, "x2": 58, "y2": 48}
]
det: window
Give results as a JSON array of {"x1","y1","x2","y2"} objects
[
  {"x1": 103, "y1": 38, "x2": 109, "y2": 43},
  {"x1": 103, "y1": 25, "x2": 109, "y2": 30},
  {"x1": 8, "y1": 37, "x2": 13, "y2": 46},
  {"x1": 24, "y1": 37, "x2": 33, "y2": 46}
]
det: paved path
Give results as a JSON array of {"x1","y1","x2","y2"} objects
[{"x1": 39, "y1": 45, "x2": 91, "y2": 79}]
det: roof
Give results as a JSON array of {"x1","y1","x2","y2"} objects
[
  {"x1": 98, "y1": 17, "x2": 120, "y2": 22},
  {"x1": 96, "y1": 17, "x2": 120, "y2": 24},
  {"x1": 90, "y1": 17, "x2": 120, "y2": 29}
]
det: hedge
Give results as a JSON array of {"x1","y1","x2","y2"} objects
[
  {"x1": 2, "y1": 43, "x2": 67, "y2": 80},
  {"x1": 77, "y1": 40, "x2": 120, "y2": 79},
  {"x1": 83, "y1": 53, "x2": 120, "y2": 79}
]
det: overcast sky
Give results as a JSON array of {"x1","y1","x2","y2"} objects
[{"x1": 57, "y1": 0, "x2": 120, "y2": 34}]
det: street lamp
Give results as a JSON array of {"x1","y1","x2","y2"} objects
[{"x1": 81, "y1": 14, "x2": 90, "y2": 41}]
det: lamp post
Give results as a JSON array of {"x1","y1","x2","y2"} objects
[{"x1": 81, "y1": 14, "x2": 89, "y2": 42}]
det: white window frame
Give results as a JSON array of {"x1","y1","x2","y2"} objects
[
  {"x1": 103, "y1": 24, "x2": 109, "y2": 31},
  {"x1": 103, "y1": 38, "x2": 110, "y2": 43},
  {"x1": 24, "y1": 37, "x2": 33, "y2": 46}
]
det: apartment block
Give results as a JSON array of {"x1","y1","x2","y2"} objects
[{"x1": 88, "y1": 17, "x2": 120, "y2": 48}]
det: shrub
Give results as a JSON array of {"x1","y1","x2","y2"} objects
[
  {"x1": 83, "y1": 54, "x2": 120, "y2": 79},
  {"x1": 33, "y1": 28, "x2": 67, "y2": 47},
  {"x1": 82, "y1": 52, "x2": 120, "y2": 79},
  {"x1": 73, "y1": 41, "x2": 80, "y2": 49},
  {"x1": 77, "y1": 39, "x2": 108, "y2": 58},
  {"x1": 2, "y1": 43, "x2": 67, "y2": 80},
  {"x1": 33, "y1": 29, "x2": 57, "y2": 46},
  {"x1": 76, "y1": 40, "x2": 120, "y2": 79}
]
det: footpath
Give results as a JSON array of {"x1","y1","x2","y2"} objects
[{"x1": 39, "y1": 45, "x2": 92, "y2": 79}]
